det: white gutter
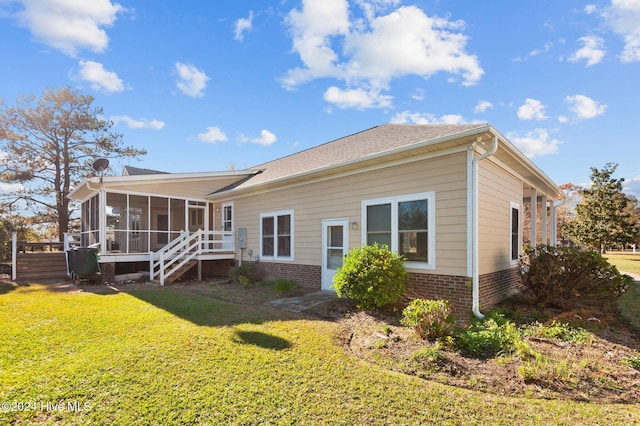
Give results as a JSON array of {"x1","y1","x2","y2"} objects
[{"x1": 470, "y1": 134, "x2": 498, "y2": 319}]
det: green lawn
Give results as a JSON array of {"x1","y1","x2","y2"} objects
[
  {"x1": 606, "y1": 252, "x2": 640, "y2": 276},
  {"x1": 1, "y1": 281, "x2": 639, "y2": 425}
]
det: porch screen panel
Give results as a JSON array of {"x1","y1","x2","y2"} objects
[
  {"x1": 81, "y1": 195, "x2": 99, "y2": 247},
  {"x1": 106, "y1": 193, "x2": 127, "y2": 251},
  {"x1": 151, "y1": 197, "x2": 169, "y2": 248},
  {"x1": 170, "y1": 199, "x2": 185, "y2": 242},
  {"x1": 129, "y1": 195, "x2": 149, "y2": 252}
]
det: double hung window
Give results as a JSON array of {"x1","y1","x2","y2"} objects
[
  {"x1": 260, "y1": 210, "x2": 294, "y2": 260},
  {"x1": 362, "y1": 192, "x2": 435, "y2": 269}
]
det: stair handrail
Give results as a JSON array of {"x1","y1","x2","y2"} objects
[
  {"x1": 151, "y1": 229, "x2": 205, "y2": 285},
  {"x1": 150, "y1": 229, "x2": 234, "y2": 285},
  {"x1": 150, "y1": 230, "x2": 190, "y2": 284}
]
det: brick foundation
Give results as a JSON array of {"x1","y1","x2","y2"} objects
[
  {"x1": 254, "y1": 262, "x2": 322, "y2": 289},
  {"x1": 404, "y1": 273, "x2": 472, "y2": 323},
  {"x1": 404, "y1": 268, "x2": 522, "y2": 325},
  {"x1": 478, "y1": 268, "x2": 523, "y2": 309},
  {"x1": 253, "y1": 262, "x2": 522, "y2": 323},
  {"x1": 100, "y1": 262, "x2": 116, "y2": 284}
]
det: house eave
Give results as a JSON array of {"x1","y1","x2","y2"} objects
[
  {"x1": 68, "y1": 170, "x2": 258, "y2": 201},
  {"x1": 209, "y1": 125, "x2": 493, "y2": 199}
]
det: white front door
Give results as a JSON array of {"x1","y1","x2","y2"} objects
[
  {"x1": 221, "y1": 202, "x2": 233, "y2": 250},
  {"x1": 322, "y1": 219, "x2": 349, "y2": 291}
]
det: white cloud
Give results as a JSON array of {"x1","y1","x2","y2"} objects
[
  {"x1": 517, "y1": 98, "x2": 548, "y2": 121},
  {"x1": 390, "y1": 111, "x2": 465, "y2": 125},
  {"x1": 251, "y1": 129, "x2": 277, "y2": 146},
  {"x1": 474, "y1": 100, "x2": 493, "y2": 113},
  {"x1": 602, "y1": 0, "x2": 640, "y2": 62},
  {"x1": 324, "y1": 86, "x2": 392, "y2": 109},
  {"x1": 565, "y1": 94, "x2": 607, "y2": 119},
  {"x1": 111, "y1": 115, "x2": 165, "y2": 130},
  {"x1": 197, "y1": 127, "x2": 227, "y2": 144},
  {"x1": 283, "y1": 1, "x2": 482, "y2": 109},
  {"x1": 558, "y1": 115, "x2": 569, "y2": 123},
  {"x1": 77, "y1": 60, "x2": 124, "y2": 94},
  {"x1": 569, "y1": 35, "x2": 606, "y2": 66},
  {"x1": 175, "y1": 62, "x2": 209, "y2": 97},
  {"x1": 508, "y1": 128, "x2": 562, "y2": 158},
  {"x1": 624, "y1": 176, "x2": 640, "y2": 197},
  {"x1": 529, "y1": 42, "x2": 553, "y2": 57},
  {"x1": 411, "y1": 88, "x2": 425, "y2": 101},
  {"x1": 234, "y1": 11, "x2": 254, "y2": 41},
  {"x1": 5, "y1": 0, "x2": 124, "y2": 57},
  {"x1": 585, "y1": 5, "x2": 597, "y2": 14}
]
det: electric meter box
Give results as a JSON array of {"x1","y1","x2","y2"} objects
[{"x1": 237, "y1": 228, "x2": 247, "y2": 249}]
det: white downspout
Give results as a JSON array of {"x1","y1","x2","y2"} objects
[{"x1": 471, "y1": 135, "x2": 498, "y2": 319}]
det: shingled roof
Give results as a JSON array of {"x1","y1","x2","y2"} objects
[
  {"x1": 212, "y1": 123, "x2": 488, "y2": 194},
  {"x1": 122, "y1": 165, "x2": 170, "y2": 176}
]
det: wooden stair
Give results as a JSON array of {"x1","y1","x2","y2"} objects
[
  {"x1": 15, "y1": 252, "x2": 68, "y2": 281},
  {"x1": 153, "y1": 260, "x2": 197, "y2": 285}
]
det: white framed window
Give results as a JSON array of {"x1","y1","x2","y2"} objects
[
  {"x1": 510, "y1": 201, "x2": 521, "y2": 264},
  {"x1": 362, "y1": 192, "x2": 435, "y2": 270},
  {"x1": 260, "y1": 210, "x2": 294, "y2": 261}
]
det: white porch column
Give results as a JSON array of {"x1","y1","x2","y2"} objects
[
  {"x1": 11, "y1": 232, "x2": 17, "y2": 280},
  {"x1": 550, "y1": 202, "x2": 557, "y2": 247},
  {"x1": 99, "y1": 186, "x2": 107, "y2": 253},
  {"x1": 530, "y1": 188, "x2": 537, "y2": 248},
  {"x1": 541, "y1": 195, "x2": 548, "y2": 246}
]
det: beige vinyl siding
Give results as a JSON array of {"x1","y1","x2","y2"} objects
[
  {"x1": 219, "y1": 151, "x2": 468, "y2": 276},
  {"x1": 477, "y1": 158, "x2": 523, "y2": 274}
]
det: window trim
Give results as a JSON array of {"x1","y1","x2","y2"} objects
[
  {"x1": 259, "y1": 209, "x2": 294, "y2": 261},
  {"x1": 361, "y1": 192, "x2": 435, "y2": 270},
  {"x1": 510, "y1": 201, "x2": 521, "y2": 264}
]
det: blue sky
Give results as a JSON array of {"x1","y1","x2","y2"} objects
[{"x1": 1, "y1": 0, "x2": 639, "y2": 196}]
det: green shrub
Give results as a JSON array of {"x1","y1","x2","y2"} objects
[
  {"x1": 230, "y1": 263, "x2": 262, "y2": 286},
  {"x1": 401, "y1": 299, "x2": 454, "y2": 341},
  {"x1": 333, "y1": 243, "x2": 408, "y2": 310},
  {"x1": 623, "y1": 354, "x2": 640, "y2": 370},
  {"x1": 272, "y1": 277, "x2": 296, "y2": 294},
  {"x1": 411, "y1": 346, "x2": 442, "y2": 364},
  {"x1": 520, "y1": 245, "x2": 631, "y2": 308},
  {"x1": 524, "y1": 321, "x2": 594, "y2": 344},
  {"x1": 455, "y1": 316, "x2": 535, "y2": 359}
]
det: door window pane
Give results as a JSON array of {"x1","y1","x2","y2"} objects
[
  {"x1": 328, "y1": 225, "x2": 343, "y2": 248},
  {"x1": 327, "y1": 248, "x2": 344, "y2": 269}
]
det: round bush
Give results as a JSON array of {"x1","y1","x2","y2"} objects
[
  {"x1": 401, "y1": 299, "x2": 454, "y2": 340},
  {"x1": 333, "y1": 243, "x2": 407, "y2": 310},
  {"x1": 519, "y1": 245, "x2": 631, "y2": 308}
]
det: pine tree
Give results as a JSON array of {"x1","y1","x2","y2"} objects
[
  {"x1": 0, "y1": 87, "x2": 146, "y2": 241},
  {"x1": 563, "y1": 163, "x2": 639, "y2": 253}
]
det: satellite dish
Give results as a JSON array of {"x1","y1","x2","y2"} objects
[{"x1": 92, "y1": 158, "x2": 109, "y2": 172}]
